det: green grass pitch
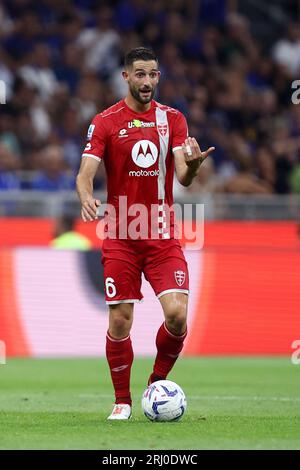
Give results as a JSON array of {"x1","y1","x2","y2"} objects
[{"x1": 0, "y1": 357, "x2": 300, "y2": 450}]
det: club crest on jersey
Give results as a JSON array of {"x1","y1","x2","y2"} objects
[
  {"x1": 174, "y1": 270, "x2": 186, "y2": 287},
  {"x1": 158, "y1": 124, "x2": 168, "y2": 137},
  {"x1": 87, "y1": 124, "x2": 95, "y2": 140},
  {"x1": 131, "y1": 140, "x2": 158, "y2": 168}
]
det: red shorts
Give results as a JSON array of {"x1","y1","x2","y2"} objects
[{"x1": 101, "y1": 238, "x2": 189, "y2": 304}]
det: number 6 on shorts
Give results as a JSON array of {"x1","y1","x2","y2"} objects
[{"x1": 105, "y1": 277, "x2": 117, "y2": 298}]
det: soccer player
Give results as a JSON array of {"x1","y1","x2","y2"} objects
[{"x1": 76, "y1": 47, "x2": 214, "y2": 420}]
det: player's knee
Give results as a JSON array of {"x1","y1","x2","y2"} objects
[
  {"x1": 109, "y1": 305, "x2": 133, "y2": 337},
  {"x1": 165, "y1": 308, "x2": 187, "y2": 335},
  {"x1": 109, "y1": 316, "x2": 132, "y2": 337}
]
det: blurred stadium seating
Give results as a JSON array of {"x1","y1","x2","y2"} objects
[{"x1": 1, "y1": 0, "x2": 300, "y2": 195}]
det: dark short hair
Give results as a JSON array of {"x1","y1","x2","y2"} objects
[{"x1": 124, "y1": 47, "x2": 158, "y2": 69}]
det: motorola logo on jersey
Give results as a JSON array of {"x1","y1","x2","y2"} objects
[
  {"x1": 131, "y1": 140, "x2": 158, "y2": 168},
  {"x1": 129, "y1": 169, "x2": 160, "y2": 177}
]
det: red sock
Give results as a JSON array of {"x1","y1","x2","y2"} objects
[
  {"x1": 149, "y1": 322, "x2": 187, "y2": 385},
  {"x1": 106, "y1": 332, "x2": 134, "y2": 405}
]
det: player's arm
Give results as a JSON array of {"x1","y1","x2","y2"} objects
[
  {"x1": 76, "y1": 157, "x2": 101, "y2": 222},
  {"x1": 174, "y1": 137, "x2": 215, "y2": 187}
]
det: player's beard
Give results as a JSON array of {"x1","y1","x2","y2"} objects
[{"x1": 130, "y1": 84, "x2": 155, "y2": 104}]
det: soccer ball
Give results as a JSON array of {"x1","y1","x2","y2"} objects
[{"x1": 141, "y1": 380, "x2": 187, "y2": 422}]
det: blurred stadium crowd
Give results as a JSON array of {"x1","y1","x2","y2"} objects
[{"x1": 1, "y1": 0, "x2": 300, "y2": 195}]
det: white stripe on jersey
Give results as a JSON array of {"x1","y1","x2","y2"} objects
[
  {"x1": 81, "y1": 153, "x2": 101, "y2": 161},
  {"x1": 155, "y1": 107, "x2": 170, "y2": 238},
  {"x1": 155, "y1": 107, "x2": 169, "y2": 201}
]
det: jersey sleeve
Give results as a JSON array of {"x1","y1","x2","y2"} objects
[
  {"x1": 171, "y1": 112, "x2": 189, "y2": 153},
  {"x1": 81, "y1": 114, "x2": 107, "y2": 162}
]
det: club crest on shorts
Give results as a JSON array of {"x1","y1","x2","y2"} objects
[{"x1": 174, "y1": 270, "x2": 186, "y2": 287}]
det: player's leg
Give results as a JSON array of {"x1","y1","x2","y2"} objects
[
  {"x1": 102, "y1": 239, "x2": 142, "y2": 419},
  {"x1": 106, "y1": 302, "x2": 134, "y2": 420},
  {"x1": 148, "y1": 292, "x2": 188, "y2": 384},
  {"x1": 143, "y1": 239, "x2": 189, "y2": 385}
]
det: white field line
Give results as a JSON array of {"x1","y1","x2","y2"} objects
[{"x1": 78, "y1": 394, "x2": 300, "y2": 402}]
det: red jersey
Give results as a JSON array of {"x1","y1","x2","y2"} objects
[{"x1": 81, "y1": 99, "x2": 188, "y2": 239}]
